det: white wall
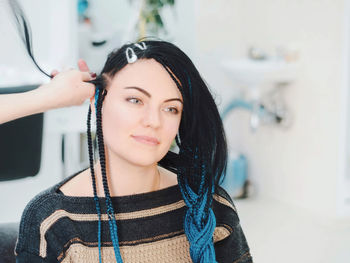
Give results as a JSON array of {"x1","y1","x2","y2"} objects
[
  {"x1": 337, "y1": 0, "x2": 350, "y2": 217},
  {"x1": 195, "y1": 0, "x2": 347, "y2": 219}
]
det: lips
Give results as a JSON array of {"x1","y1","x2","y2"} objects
[{"x1": 132, "y1": 135, "x2": 160, "y2": 145}]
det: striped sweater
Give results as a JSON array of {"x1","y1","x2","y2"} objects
[{"x1": 15, "y1": 170, "x2": 253, "y2": 263}]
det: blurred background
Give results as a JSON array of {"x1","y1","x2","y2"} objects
[{"x1": 0, "y1": 0, "x2": 350, "y2": 262}]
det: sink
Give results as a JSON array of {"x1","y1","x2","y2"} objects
[{"x1": 220, "y1": 58, "x2": 299, "y2": 94}]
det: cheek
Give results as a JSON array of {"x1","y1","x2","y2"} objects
[
  {"x1": 101, "y1": 101, "x2": 135, "y2": 147},
  {"x1": 160, "y1": 117, "x2": 181, "y2": 147},
  {"x1": 164, "y1": 120, "x2": 179, "y2": 137}
]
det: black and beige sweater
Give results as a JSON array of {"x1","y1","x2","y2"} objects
[{"x1": 15, "y1": 170, "x2": 253, "y2": 263}]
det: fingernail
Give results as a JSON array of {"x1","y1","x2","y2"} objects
[{"x1": 90, "y1": 72, "x2": 97, "y2": 78}]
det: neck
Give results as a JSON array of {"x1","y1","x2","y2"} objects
[{"x1": 93, "y1": 149, "x2": 161, "y2": 197}]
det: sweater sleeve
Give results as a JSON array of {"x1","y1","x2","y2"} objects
[
  {"x1": 16, "y1": 251, "x2": 52, "y2": 263},
  {"x1": 214, "y1": 222, "x2": 253, "y2": 263},
  {"x1": 213, "y1": 186, "x2": 253, "y2": 263},
  {"x1": 15, "y1": 190, "x2": 59, "y2": 263}
]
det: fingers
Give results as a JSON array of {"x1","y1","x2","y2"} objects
[
  {"x1": 77, "y1": 58, "x2": 90, "y2": 72},
  {"x1": 81, "y1": 72, "x2": 96, "y2": 99},
  {"x1": 81, "y1": 71, "x2": 96, "y2": 81}
]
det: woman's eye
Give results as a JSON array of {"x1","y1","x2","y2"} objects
[
  {"x1": 165, "y1": 107, "x2": 179, "y2": 114},
  {"x1": 127, "y1": 97, "x2": 142, "y2": 104}
]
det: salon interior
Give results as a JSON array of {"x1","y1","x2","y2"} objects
[{"x1": 1, "y1": 0, "x2": 350, "y2": 262}]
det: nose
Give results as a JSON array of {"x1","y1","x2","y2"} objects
[{"x1": 141, "y1": 105, "x2": 161, "y2": 128}]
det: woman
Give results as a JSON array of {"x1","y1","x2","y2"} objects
[{"x1": 15, "y1": 40, "x2": 253, "y2": 263}]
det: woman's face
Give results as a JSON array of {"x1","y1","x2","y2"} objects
[{"x1": 100, "y1": 58, "x2": 183, "y2": 167}]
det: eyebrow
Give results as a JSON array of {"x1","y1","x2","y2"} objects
[{"x1": 124, "y1": 86, "x2": 183, "y2": 104}]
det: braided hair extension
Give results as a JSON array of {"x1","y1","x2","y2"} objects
[
  {"x1": 95, "y1": 86, "x2": 124, "y2": 262},
  {"x1": 86, "y1": 75, "x2": 110, "y2": 262},
  {"x1": 87, "y1": 104, "x2": 103, "y2": 263},
  {"x1": 86, "y1": 80, "x2": 124, "y2": 262}
]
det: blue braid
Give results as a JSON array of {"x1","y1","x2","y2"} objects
[
  {"x1": 95, "y1": 87, "x2": 100, "y2": 110},
  {"x1": 105, "y1": 197, "x2": 123, "y2": 262},
  {"x1": 178, "y1": 146, "x2": 217, "y2": 263},
  {"x1": 94, "y1": 87, "x2": 124, "y2": 262},
  {"x1": 165, "y1": 70, "x2": 216, "y2": 261},
  {"x1": 95, "y1": 87, "x2": 103, "y2": 263},
  {"x1": 93, "y1": 196, "x2": 102, "y2": 263},
  {"x1": 87, "y1": 104, "x2": 103, "y2": 263}
]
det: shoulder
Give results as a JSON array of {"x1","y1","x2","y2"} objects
[
  {"x1": 212, "y1": 186, "x2": 253, "y2": 262},
  {"x1": 15, "y1": 185, "x2": 61, "y2": 255},
  {"x1": 213, "y1": 184, "x2": 237, "y2": 211},
  {"x1": 211, "y1": 185, "x2": 241, "y2": 242},
  {"x1": 19, "y1": 183, "x2": 63, "y2": 225},
  {"x1": 15, "y1": 170, "x2": 82, "y2": 257},
  {"x1": 212, "y1": 184, "x2": 238, "y2": 220},
  {"x1": 18, "y1": 170, "x2": 83, "y2": 226}
]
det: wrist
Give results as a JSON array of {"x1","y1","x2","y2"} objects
[{"x1": 35, "y1": 83, "x2": 59, "y2": 111}]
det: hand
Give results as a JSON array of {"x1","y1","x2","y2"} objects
[
  {"x1": 39, "y1": 59, "x2": 96, "y2": 109},
  {"x1": 39, "y1": 68, "x2": 95, "y2": 109},
  {"x1": 51, "y1": 59, "x2": 94, "y2": 78}
]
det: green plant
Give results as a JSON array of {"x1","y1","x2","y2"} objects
[{"x1": 130, "y1": 0, "x2": 175, "y2": 39}]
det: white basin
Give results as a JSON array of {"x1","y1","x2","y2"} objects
[{"x1": 221, "y1": 58, "x2": 299, "y2": 87}]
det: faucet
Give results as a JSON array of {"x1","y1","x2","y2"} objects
[{"x1": 220, "y1": 86, "x2": 290, "y2": 132}]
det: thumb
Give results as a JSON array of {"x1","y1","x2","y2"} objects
[{"x1": 77, "y1": 58, "x2": 90, "y2": 72}]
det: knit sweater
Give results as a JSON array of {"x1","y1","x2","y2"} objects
[{"x1": 15, "y1": 169, "x2": 253, "y2": 263}]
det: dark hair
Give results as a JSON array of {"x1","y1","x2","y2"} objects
[{"x1": 88, "y1": 39, "x2": 228, "y2": 262}]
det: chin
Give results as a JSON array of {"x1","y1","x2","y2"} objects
[
  {"x1": 128, "y1": 157, "x2": 160, "y2": 167},
  {"x1": 110, "y1": 148, "x2": 160, "y2": 167},
  {"x1": 106, "y1": 139, "x2": 170, "y2": 166},
  {"x1": 127, "y1": 149, "x2": 170, "y2": 167}
]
